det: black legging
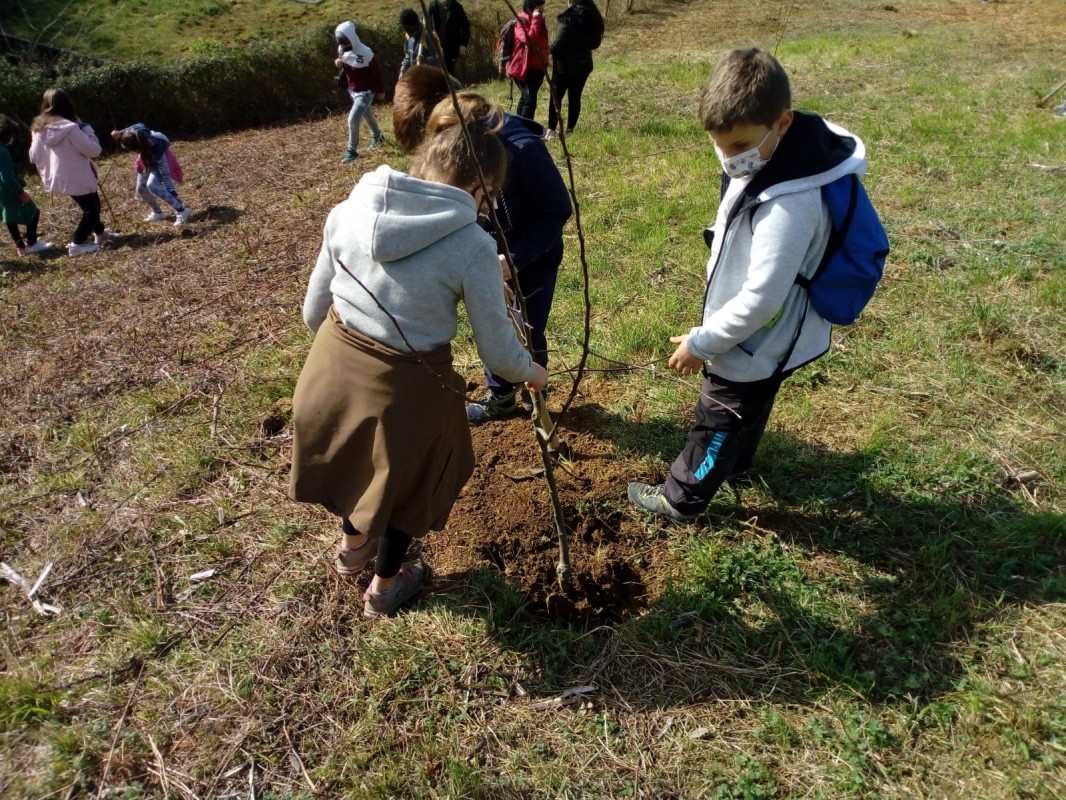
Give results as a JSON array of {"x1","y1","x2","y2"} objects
[
  {"x1": 71, "y1": 192, "x2": 104, "y2": 245},
  {"x1": 343, "y1": 517, "x2": 413, "y2": 580},
  {"x1": 6, "y1": 207, "x2": 40, "y2": 248},
  {"x1": 375, "y1": 526, "x2": 413, "y2": 579},
  {"x1": 548, "y1": 59, "x2": 593, "y2": 133}
]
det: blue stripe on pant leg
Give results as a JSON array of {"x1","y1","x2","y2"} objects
[{"x1": 694, "y1": 430, "x2": 729, "y2": 481}]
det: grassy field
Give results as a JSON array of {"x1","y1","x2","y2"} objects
[
  {"x1": 4, "y1": 0, "x2": 415, "y2": 60},
  {"x1": 2, "y1": 0, "x2": 1065, "y2": 797}
]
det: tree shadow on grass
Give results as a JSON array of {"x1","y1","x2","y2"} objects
[{"x1": 420, "y1": 429, "x2": 1064, "y2": 711}]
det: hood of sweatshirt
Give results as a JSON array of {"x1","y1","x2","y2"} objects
[
  {"x1": 737, "y1": 111, "x2": 867, "y2": 202},
  {"x1": 499, "y1": 112, "x2": 546, "y2": 145},
  {"x1": 335, "y1": 21, "x2": 374, "y2": 64},
  {"x1": 37, "y1": 118, "x2": 83, "y2": 148},
  {"x1": 346, "y1": 165, "x2": 478, "y2": 263}
]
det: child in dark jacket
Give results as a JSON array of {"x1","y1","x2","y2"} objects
[
  {"x1": 546, "y1": 0, "x2": 605, "y2": 139},
  {"x1": 111, "y1": 123, "x2": 190, "y2": 227},
  {"x1": 390, "y1": 65, "x2": 573, "y2": 424},
  {"x1": 628, "y1": 48, "x2": 871, "y2": 522},
  {"x1": 0, "y1": 114, "x2": 53, "y2": 256}
]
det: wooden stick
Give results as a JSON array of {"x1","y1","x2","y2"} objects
[{"x1": 1036, "y1": 78, "x2": 1066, "y2": 108}]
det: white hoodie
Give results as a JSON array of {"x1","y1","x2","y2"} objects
[
  {"x1": 335, "y1": 21, "x2": 375, "y2": 68},
  {"x1": 687, "y1": 113, "x2": 869, "y2": 381},
  {"x1": 303, "y1": 165, "x2": 536, "y2": 384}
]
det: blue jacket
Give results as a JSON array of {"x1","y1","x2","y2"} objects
[
  {"x1": 496, "y1": 114, "x2": 572, "y2": 270},
  {"x1": 120, "y1": 123, "x2": 170, "y2": 161}
]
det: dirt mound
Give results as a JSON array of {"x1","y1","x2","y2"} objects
[{"x1": 428, "y1": 405, "x2": 679, "y2": 626}]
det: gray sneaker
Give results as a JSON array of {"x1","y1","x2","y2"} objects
[
  {"x1": 466, "y1": 390, "x2": 522, "y2": 424},
  {"x1": 627, "y1": 482, "x2": 698, "y2": 522},
  {"x1": 363, "y1": 559, "x2": 429, "y2": 618}
]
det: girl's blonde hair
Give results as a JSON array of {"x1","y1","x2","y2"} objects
[
  {"x1": 32, "y1": 88, "x2": 79, "y2": 133},
  {"x1": 412, "y1": 92, "x2": 508, "y2": 195}
]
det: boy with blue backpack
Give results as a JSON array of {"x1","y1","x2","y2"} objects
[{"x1": 628, "y1": 48, "x2": 888, "y2": 522}]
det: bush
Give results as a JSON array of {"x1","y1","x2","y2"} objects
[{"x1": 0, "y1": 17, "x2": 501, "y2": 142}]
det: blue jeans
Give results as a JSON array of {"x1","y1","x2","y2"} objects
[
  {"x1": 137, "y1": 168, "x2": 183, "y2": 213},
  {"x1": 348, "y1": 90, "x2": 381, "y2": 153}
]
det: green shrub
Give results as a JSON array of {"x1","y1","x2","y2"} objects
[{"x1": 0, "y1": 16, "x2": 500, "y2": 141}]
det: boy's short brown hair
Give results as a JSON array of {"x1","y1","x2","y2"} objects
[{"x1": 698, "y1": 48, "x2": 791, "y2": 132}]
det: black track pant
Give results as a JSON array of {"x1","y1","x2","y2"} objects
[
  {"x1": 71, "y1": 192, "x2": 105, "y2": 244},
  {"x1": 6, "y1": 207, "x2": 40, "y2": 248},
  {"x1": 663, "y1": 370, "x2": 789, "y2": 516},
  {"x1": 515, "y1": 68, "x2": 546, "y2": 120},
  {"x1": 341, "y1": 518, "x2": 412, "y2": 579}
]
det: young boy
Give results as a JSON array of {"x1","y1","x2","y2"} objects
[
  {"x1": 628, "y1": 48, "x2": 870, "y2": 522},
  {"x1": 398, "y1": 9, "x2": 439, "y2": 77},
  {"x1": 335, "y1": 21, "x2": 386, "y2": 164}
]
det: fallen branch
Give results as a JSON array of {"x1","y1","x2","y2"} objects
[{"x1": 1, "y1": 561, "x2": 61, "y2": 616}]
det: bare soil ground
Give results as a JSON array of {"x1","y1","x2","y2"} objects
[{"x1": 2, "y1": 0, "x2": 1063, "y2": 627}]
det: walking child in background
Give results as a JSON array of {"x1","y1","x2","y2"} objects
[
  {"x1": 628, "y1": 48, "x2": 872, "y2": 521},
  {"x1": 507, "y1": 0, "x2": 550, "y2": 121},
  {"x1": 546, "y1": 0, "x2": 605, "y2": 140},
  {"x1": 335, "y1": 21, "x2": 386, "y2": 164},
  {"x1": 399, "y1": 8, "x2": 439, "y2": 77},
  {"x1": 0, "y1": 114, "x2": 52, "y2": 256},
  {"x1": 28, "y1": 88, "x2": 115, "y2": 257},
  {"x1": 289, "y1": 95, "x2": 548, "y2": 618},
  {"x1": 110, "y1": 123, "x2": 190, "y2": 227}
]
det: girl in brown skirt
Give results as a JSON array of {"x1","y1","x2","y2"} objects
[{"x1": 290, "y1": 98, "x2": 548, "y2": 618}]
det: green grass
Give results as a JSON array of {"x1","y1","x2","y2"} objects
[
  {"x1": 2, "y1": 1, "x2": 1065, "y2": 797},
  {"x1": 4, "y1": 0, "x2": 413, "y2": 60}
]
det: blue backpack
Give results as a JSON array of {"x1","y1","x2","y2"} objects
[{"x1": 797, "y1": 173, "x2": 890, "y2": 325}]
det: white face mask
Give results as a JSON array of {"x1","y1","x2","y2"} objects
[{"x1": 715, "y1": 129, "x2": 777, "y2": 180}]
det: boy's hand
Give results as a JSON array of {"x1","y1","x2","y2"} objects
[
  {"x1": 525, "y1": 363, "x2": 549, "y2": 392},
  {"x1": 668, "y1": 334, "x2": 703, "y2": 375},
  {"x1": 335, "y1": 58, "x2": 343, "y2": 67},
  {"x1": 110, "y1": 130, "x2": 121, "y2": 141}
]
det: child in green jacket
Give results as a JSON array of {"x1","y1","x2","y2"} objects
[{"x1": 0, "y1": 115, "x2": 52, "y2": 256}]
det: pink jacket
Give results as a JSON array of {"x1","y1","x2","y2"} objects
[{"x1": 29, "y1": 119, "x2": 101, "y2": 196}]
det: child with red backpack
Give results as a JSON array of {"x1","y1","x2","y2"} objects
[{"x1": 507, "y1": 0, "x2": 550, "y2": 121}]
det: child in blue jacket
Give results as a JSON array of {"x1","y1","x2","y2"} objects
[{"x1": 111, "y1": 123, "x2": 191, "y2": 226}]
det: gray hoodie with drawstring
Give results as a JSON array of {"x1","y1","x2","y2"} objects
[{"x1": 303, "y1": 165, "x2": 536, "y2": 384}]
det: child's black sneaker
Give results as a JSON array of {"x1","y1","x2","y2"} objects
[
  {"x1": 367, "y1": 133, "x2": 384, "y2": 151},
  {"x1": 341, "y1": 148, "x2": 358, "y2": 164},
  {"x1": 627, "y1": 482, "x2": 698, "y2": 523},
  {"x1": 466, "y1": 390, "x2": 522, "y2": 425}
]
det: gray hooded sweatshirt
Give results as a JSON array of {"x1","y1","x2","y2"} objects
[
  {"x1": 303, "y1": 165, "x2": 536, "y2": 384},
  {"x1": 688, "y1": 115, "x2": 868, "y2": 381}
]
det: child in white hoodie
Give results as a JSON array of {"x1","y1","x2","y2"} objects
[
  {"x1": 628, "y1": 49, "x2": 871, "y2": 522},
  {"x1": 289, "y1": 96, "x2": 548, "y2": 618},
  {"x1": 28, "y1": 88, "x2": 115, "y2": 257},
  {"x1": 335, "y1": 21, "x2": 386, "y2": 163}
]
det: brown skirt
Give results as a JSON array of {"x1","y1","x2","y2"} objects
[{"x1": 288, "y1": 306, "x2": 475, "y2": 539}]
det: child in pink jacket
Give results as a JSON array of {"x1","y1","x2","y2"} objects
[{"x1": 29, "y1": 89, "x2": 115, "y2": 257}]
